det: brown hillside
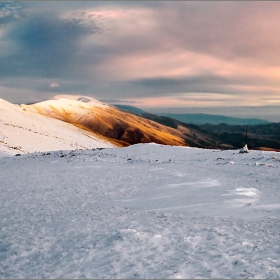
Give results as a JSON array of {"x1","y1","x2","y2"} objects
[{"x1": 22, "y1": 97, "x2": 187, "y2": 147}]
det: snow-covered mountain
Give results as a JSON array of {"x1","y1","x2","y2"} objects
[
  {"x1": 22, "y1": 95, "x2": 189, "y2": 146},
  {"x1": 1, "y1": 144, "x2": 280, "y2": 278},
  {"x1": 0, "y1": 98, "x2": 117, "y2": 155}
]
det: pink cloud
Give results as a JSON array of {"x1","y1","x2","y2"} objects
[
  {"x1": 22, "y1": 3, "x2": 280, "y2": 109},
  {"x1": 75, "y1": 3, "x2": 280, "y2": 109}
]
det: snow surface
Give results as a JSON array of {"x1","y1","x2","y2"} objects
[
  {"x1": 1, "y1": 144, "x2": 280, "y2": 278},
  {"x1": 52, "y1": 95, "x2": 109, "y2": 109},
  {"x1": 0, "y1": 98, "x2": 116, "y2": 155}
]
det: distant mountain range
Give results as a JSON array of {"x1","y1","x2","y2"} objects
[
  {"x1": 112, "y1": 105, "x2": 270, "y2": 125},
  {"x1": 158, "y1": 113, "x2": 271, "y2": 126}
]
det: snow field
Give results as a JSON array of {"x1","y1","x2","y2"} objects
[{"x1": 0, "y1": 144, "x2": 280, "y2": 278}]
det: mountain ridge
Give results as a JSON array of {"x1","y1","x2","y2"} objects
[
  {"x1": 0, "y1": 98, "x2": 117, "y2": 155},
  {"x1": 22, "y1": 95, "x2": 189, "y2": 147}
]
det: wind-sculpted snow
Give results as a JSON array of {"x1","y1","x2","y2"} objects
[{"x1": 1, "y1": 144, "x2": 280, "y2": 278}]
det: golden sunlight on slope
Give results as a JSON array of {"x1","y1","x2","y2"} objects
[
  {"x1": 21, "y1": 97, "x2": 187, "y2": 147},
  {"x1": 0, "y1": 98, "x2": 117, "y2": 155}
]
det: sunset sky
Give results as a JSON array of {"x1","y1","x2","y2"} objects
[{"x1": 1, "y1": 1, "x2": 280, "y2": 121}]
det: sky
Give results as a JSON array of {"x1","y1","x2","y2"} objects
[{"x1": 0, "y1": 1, "x2": 280, "y2": 121}]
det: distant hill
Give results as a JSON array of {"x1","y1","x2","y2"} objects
[
  {"x1": 201, "y1": 123, "x2": 280, "y2": 151},
  {"x1": 155, "y1": 113, "x2": 270, "y2": 125},
  {"x1": 112, "y1": 105, "x2": 221, "y2": 148},
  {"x1": 111, "y1": 105, "x2": 270, "y2": 125}
]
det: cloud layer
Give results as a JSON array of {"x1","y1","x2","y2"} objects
[{"x1": 0, "y1": 1, "x2": 280, "y2": 120}]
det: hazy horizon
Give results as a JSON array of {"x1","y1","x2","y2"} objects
[{"x1": 140, "y1": 106, "x2": 280, "y2": 123}]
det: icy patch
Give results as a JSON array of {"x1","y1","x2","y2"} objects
[
  {"x1": 172, "y1": 173, "x2": 184, "y2": 177},
  {"x1": 223, "y1": 187, "x2": 260, "y2": 209},
  {"x1": 121, "y1": 229, "x2": 137, "y2": 233},
  {"x1": 235, "y1": 187, "x2": 260, "y2": 197},
  {"x1": 174, "y1": 274, "x2": 184, "y2": 279},
  {"x1": 150, "y1": 168, "x2": 164, "y2": 171},
  {"x1": 167, "y1": 179, "x2": 219, "y2": 188},
  {"x1": 223, "y1": 187, "x2": 259, "y2": 198}
]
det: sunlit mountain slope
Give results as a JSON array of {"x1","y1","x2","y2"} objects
[
  {"x1": 23, "y1": 95, "x2": 188, "y2": 146},
  {"x1": 0, "y1": 98, "x2": 117, "y2": 155}
]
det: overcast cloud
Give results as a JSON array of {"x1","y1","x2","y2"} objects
[{"x1": 0, "y1": 1, "x2": 280, "y2": 121}]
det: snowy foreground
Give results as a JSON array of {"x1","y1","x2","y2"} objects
[{"x1": 1, "y1": 144, "x2": 280, "y2": 279}]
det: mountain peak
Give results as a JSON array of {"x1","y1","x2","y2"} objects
[{"x1": 51, "y1": 95, "x2": 109, "y2": 109}]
